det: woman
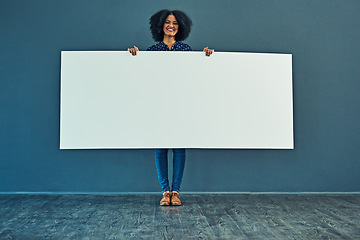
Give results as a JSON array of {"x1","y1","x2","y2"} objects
[{"x1": 128, "y1": 9, "x2": 213, "y2": 206}]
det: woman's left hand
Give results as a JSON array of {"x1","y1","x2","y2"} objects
[{"x1": 203, "y1": 47, "x2": 214, "y2": 57}]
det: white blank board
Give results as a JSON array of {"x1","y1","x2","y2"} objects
[{"x1": 60, "y1": 51, "x2": 293, "y2": 149}]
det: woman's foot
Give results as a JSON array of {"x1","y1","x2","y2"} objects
[
  {"x1": 171, "y1": 191, "x2": 181, "y2": 206},
  {"x1": 160, "y1": 191, "x2": 171, "y2": 206}
]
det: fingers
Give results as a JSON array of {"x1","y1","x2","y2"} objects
[
  {"x1": 128, "y1": 48, "x2": 135, "y2": 55},
  {"x1": 128, "y1": 46, "x2": 139, "y2": 56},
  {"x1": 203, "y1": 47, "x2": 214, "y2": 57}
]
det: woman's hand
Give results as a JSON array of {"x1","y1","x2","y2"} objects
[
  {"x1": 203, "y1": 47, "x2": 214, "y2": 57},
  {"x1": 128, "y1": 46, "x2": 139, "y2": 56}
]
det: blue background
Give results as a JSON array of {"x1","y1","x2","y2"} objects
[{"x1": 1, "y1": 0, "x2": 359, "y2": 193}]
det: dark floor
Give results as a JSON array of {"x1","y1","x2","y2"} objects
[{"x1": 0, "y1": 194, "x2": 359, "y2": 239}]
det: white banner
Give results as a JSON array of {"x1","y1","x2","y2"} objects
[{"x1": 60, "y1": 51, "x2": 293, "y2": 149}]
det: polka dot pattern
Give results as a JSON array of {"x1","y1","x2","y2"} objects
[{"x1": 147, "y1": 42, "x2": 192, "y2": 51}]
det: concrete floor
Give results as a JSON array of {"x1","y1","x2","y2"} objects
[{"x1": 0, "y1": 194, "x2": 359, "y2": 239}]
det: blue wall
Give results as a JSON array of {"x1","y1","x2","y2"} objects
[{"x1": 1, "y1": 0, "x2": 359, "y2": 193}]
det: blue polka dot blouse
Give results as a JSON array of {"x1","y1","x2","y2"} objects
[{"x1": 147, "y1": 41, "x2": 192, "y2": 51}]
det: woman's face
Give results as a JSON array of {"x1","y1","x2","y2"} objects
[{"x1": 163, "y1": 14, "x2": 178, "y2": 38}]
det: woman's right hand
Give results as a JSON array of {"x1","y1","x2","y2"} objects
[{"x1": 128, "y1": 46, "x2": 139, "y2": 56}]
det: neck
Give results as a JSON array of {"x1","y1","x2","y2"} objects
[{"x1": 163, "y1": 35, "x2": 176, "y2": 49}]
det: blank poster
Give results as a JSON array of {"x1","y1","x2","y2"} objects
[{"x1": 60, "y1": 51, "x2": 293, "y2": 149}]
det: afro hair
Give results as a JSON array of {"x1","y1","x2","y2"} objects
[{"x1": 149, "y1": 9, "x2": 192, "y2": 42}]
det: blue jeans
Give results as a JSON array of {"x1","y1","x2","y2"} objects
[{"x1": 155, "y1": 148, "x2": 186, "y2": 193}]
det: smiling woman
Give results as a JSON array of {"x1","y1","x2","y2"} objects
[
  {"x1": 149, "y1": 10, "x2": 192, "y2": 47},
  {"x1": 146, "y1": 10, "x2": 193, "y2": 52},
  {"x1": 127, "y1": 9, "x2": 214, "y2": 206},
  {"x1": 128, "y1": 9, "x2": 214, "y2": 55}
]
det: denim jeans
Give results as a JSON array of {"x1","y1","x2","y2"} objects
[{"x1": 155, "y1": 148, "x2": 186, "y2": 193}]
